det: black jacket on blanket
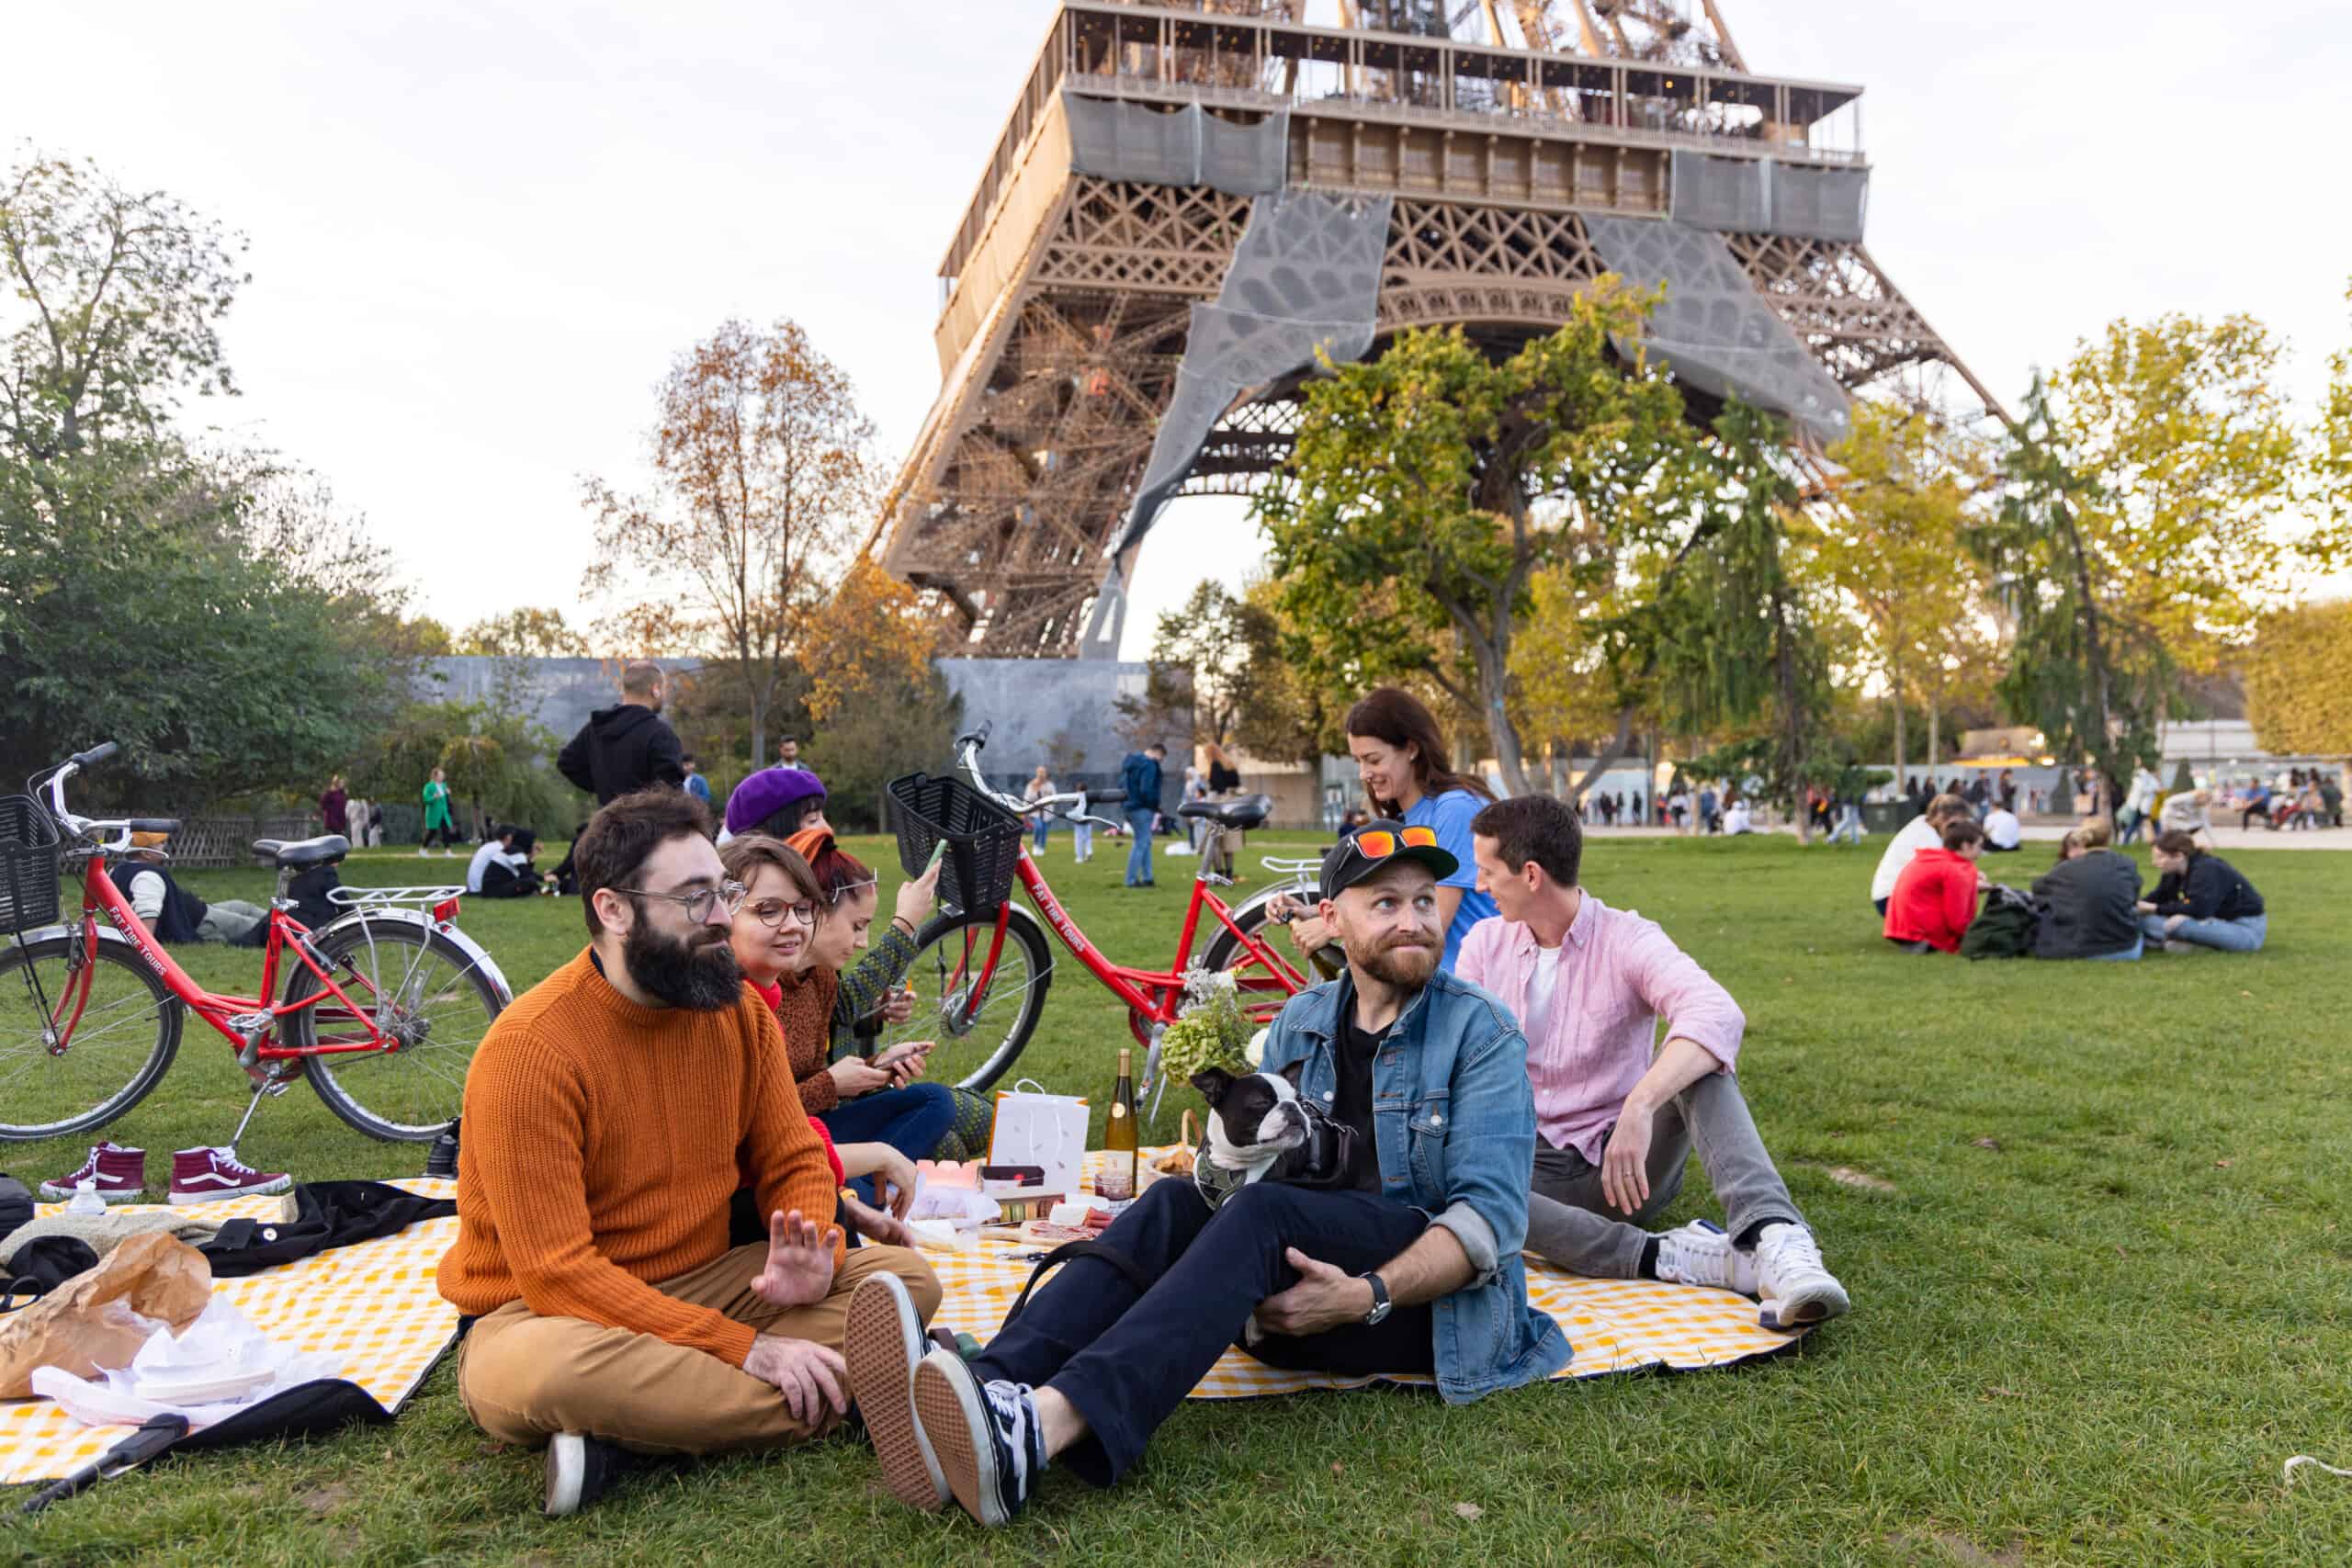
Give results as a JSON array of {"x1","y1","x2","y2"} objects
[{"x1": 198, "y1": 1180, "x2": 456, "y2": 1279}]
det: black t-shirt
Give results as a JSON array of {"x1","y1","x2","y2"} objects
[{"x1": 1333, "y1": 1016, "x2": 1385, "y2": 1193}]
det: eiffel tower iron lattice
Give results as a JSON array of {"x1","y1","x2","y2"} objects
[{"x1": 876, "y1": 1, "x2": 1996, "y2": 658}]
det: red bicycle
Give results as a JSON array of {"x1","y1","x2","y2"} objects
[
  {"x1": 0, "y1": 742, "x2": 512, "y2": 1145},
  {"x1": 869, "y1": 724, "x2": 1319, "y2": 1094}
]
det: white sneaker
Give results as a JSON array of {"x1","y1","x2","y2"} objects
[
  {"x1": 1653, "y1": 1218, "x2": 1758, "y2": 1296},
  {"x1": 1752, "y1": 1222, "x2": 1850, "y2": 1329}
]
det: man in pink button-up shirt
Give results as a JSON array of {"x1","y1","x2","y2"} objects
[{"x1": 1458, "y1": 795, "x2": 1850, "y2": 1330}]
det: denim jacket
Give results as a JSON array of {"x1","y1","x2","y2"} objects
[{"x1": 1258, "y1": 968, "x2": 1571, "y2": 1402}]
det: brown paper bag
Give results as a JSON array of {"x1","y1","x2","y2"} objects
[{"x1": 0, "y1": 1232, "x2": 212, "y2": 1398}]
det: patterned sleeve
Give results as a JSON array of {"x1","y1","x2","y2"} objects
[{"x1": 829, "y1": 921, "x2": 922, "y2": 1060}]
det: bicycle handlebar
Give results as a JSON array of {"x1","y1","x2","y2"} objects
[{"x1": 41, "y1": 747, "x2": 164, "y2": 856}]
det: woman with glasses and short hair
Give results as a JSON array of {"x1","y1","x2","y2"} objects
[{"x1": 720, "y1": 834, "x2": 958, "y2": 1204}]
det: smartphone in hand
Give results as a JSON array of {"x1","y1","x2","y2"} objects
[{"x1": 872, "y1": 1040, "x2": 934, "y2": 1071}]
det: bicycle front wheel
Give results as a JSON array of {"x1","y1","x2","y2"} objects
[
  {"x1": 867, "y1": 908, "x2": 1053, "y2": 1095},
  {"x1": 282, "y1": 917, "x2": 505, "y2": 1141},
  {"x1": 0, "y1": 931, "x2": 182, "y2": 1142}
]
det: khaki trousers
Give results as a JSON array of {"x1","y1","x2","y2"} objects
[{"x1": 457, "y1": 1243, "x2": 941, "y2": 1456}]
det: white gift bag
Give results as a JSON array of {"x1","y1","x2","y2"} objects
[{"x1": 989, "y1": 1078, "x2": 1090, "y2": 1199}]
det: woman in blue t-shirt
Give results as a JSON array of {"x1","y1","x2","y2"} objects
[{"x1": 1340, "y1": 688, "x2": 1498, "y2": 972}]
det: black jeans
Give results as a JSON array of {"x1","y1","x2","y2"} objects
[{"x1": 971, "y1": 1177, "x2": 1433, "y2": 1485}]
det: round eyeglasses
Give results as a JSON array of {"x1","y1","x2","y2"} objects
[
  {"x1": 616, "y1": 879, "x2": 748, "y2": 924},
  {"x1": 744, "y1": 896, "x2": 820, "y2": 929}
]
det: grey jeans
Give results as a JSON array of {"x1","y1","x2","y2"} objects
[
  {"x1": 197, "y1": 900, "x2": 267, "y2": 945},
  {"x1": 1522, "y1": 1068, "x2": 1804, "y2": 1279}
]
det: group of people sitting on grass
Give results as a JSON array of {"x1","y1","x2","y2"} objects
[
  {"x1": 441, "y1": 685, "x2": 1849, "y2": 1523},
  {"x1": 1871, "y1": 793, "x2": 2268, "y2": 960}
]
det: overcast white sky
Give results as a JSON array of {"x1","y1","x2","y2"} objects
[{"x1": 11, "y1": 0, "x2": 2349, "y2": 655}]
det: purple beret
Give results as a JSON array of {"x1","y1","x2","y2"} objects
[{"x1": 723, "y1": 765, "x2": 827, "y2": 836}]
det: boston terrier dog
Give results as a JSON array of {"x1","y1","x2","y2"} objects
[{"x1": 1190, "y1": 1064, "x2": 1314, "y2": 1194}]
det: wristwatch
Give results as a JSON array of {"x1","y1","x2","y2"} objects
[{"x1": 1361, "y1": 1271, "x2": 1392, "y2": 1326}]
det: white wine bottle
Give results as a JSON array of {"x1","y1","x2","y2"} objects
[{"x1": 1099, "y1": 1047, "x2": 1138, "y2": 1201}]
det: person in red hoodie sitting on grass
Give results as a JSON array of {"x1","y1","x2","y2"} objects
[{"x1": 1883, "y1": 817, "x2": 1988, "y2": 954}]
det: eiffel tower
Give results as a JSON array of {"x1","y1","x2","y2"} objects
[{"x1": 875, "y1": 0, "x2": 1996, "y2": 658}]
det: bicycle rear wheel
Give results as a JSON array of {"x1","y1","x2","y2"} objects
[
  {"x1": 282, "y1": 917, "x2": 504, "y2": 1141},
  {"x1": 0, "y1": 931, "x2": 182, "y2": 1142},
  {"x1": 865, "y1": 908, "x2": 1053, "y2": 1095}
]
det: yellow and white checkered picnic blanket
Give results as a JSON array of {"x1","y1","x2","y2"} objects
[
  {"x1": 923, "y1": 1151, "x2": 1809, "y2": 1398},
  {"x1": 1, "y1": 1158, "x2": 1808, "y2": 1483},
  {"x1": 0, "y1": 1179, "x2": 462, "y2": 1486}
]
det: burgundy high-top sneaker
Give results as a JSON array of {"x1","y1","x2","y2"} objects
[
  {"x1": 40, "y1": 1142, "x2": 148, "y2": 1202},
  {"x1": 168, "y1": 1146, "x2": 293, "y2": 1203}
]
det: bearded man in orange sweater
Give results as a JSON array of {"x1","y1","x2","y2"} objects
[{"x1": 440, "y1": 787, "x2": 942, "y2": 1516}]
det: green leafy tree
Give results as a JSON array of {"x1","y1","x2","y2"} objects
[
  {"x1": 1, "y1": 152, "x2": 246, "y2": 463},
  {"x1": 1649, "y1": 402, "x2": 1832, "y2": 838},
  {"x1": 1973, "y1": 375, "x2": 2169, "y2": 812},
  {"x1": 1228, "y1": 575, "x2": 1341, "y2": 766},
  {"x1": 2052, "y1": 312, "x2": 2323, "y2": 662},
  {"x1": 810, "y1": 664, "x2": 964, "y2": 834},
  {"x1": 0, "y1": 152, "x2": 408, "y2": 804},
  {"x1": 457, "y1": 607, "x2": 589, "y2": 660},
  {"x1": 1817, "y1": 402, "x2": 1990, "y2": 781},
  {"x1": 1257, "y1": 282, "x2": 1700, "y2": 795}
]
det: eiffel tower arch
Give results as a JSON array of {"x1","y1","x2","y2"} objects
[{"x1": 875, "y1": 1, "x2": 1996, "y2": 658}]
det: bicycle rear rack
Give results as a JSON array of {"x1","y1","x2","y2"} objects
[{"x1": 325, "y1": 886, "x2": 466, "y2": 908}]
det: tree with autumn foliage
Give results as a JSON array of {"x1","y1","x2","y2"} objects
[
  {"x1": 581, "y1": 318, "x2": 880, "y2": 768},
  {"x1": 2244, "y1": 598, "x2": 2352, "y2": 760},
  {"x1": 799, "y1": 558, "x2": 938, "y2": 723},
  {"x1": 1257, "y1": 281, "x2": 1702, "y2": 795}
]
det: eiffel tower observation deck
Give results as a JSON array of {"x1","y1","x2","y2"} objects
[{"x1": 876, "y1": 0, "x2": 1994, "y2": 658}]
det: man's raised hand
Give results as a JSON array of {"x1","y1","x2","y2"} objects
[
  {"x1": 743, "y1": 1334, "x2": 849, "y2": 1429},
  {"x1": 751, "y1": 1209, "x2": 838, "y2": 1308}
]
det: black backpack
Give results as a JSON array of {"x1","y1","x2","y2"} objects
[{"x1": 1961, "y1": 884, "x2": 2041, "y2": 960}]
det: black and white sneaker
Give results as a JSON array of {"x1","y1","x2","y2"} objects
[
  {"x1": 544, "y1": 1431, "x2": 630, "y2": 1517},
  {"x1": 846, "y1": 1273, "x2": 947, "y2": 1511},
  {"x1": 911, "y1": 1349, "x2": 1045, "y2": 1527}
]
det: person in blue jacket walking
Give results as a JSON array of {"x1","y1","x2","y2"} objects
[{"x1": 1120, "y1": 743, "x2": 1166, "y2": 888}]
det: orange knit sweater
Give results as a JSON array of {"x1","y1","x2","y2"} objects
[{"x1": 437, "y1": 948, "x2": 843, "y2": 1367}]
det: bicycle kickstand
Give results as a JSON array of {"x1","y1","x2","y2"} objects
[{"x1": 224, "y1": 1064, "x2": 299, "y2": 1151}]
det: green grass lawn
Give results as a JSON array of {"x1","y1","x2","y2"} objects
[{"x1": 12, "y1": 832, "x2": 2352, "y2": 1565}]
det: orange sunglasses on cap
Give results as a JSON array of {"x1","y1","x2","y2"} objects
[
  {"x1": 1352, "y1": 825, "x2": 1439, "y2": 859},
  {"x1": 1319, "y1": 818, "x2": 1459, "y2": 898}
]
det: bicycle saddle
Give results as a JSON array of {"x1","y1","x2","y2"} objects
[
  {"x1": 1177, "y1": 795, "x2": 1272, "y2": 830},
  {"x1": 251, "y1": 834, "x2": 350, "y2": 869}
]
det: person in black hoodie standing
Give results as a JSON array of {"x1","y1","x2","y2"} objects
[
  {"x1": 559, "y1": 660, "x2": 686, "y2": 805},
  {"x1": 2029, "y1": 819, "x2": 2143, "y2": 962},
  {"x1": 2139, "y1": 831, "x2": 2267, "y2": 953}
]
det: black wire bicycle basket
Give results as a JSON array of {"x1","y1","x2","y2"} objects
[
  {"x1": 0, "y1": 795, "x2": 63, "y2": 935},
  {"x1": 886, "y1": 772, "x2": 1025, "y2": 916}
]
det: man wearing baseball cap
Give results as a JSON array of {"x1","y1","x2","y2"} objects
[
  {"x1": 111, "y1": 831, "x2": 268, "y2": 947},
  {"x1": 852, "y1": 818, "x2": 1563, "y2": 1528}
]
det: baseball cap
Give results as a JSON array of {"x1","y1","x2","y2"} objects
[
  {"x1": 1317, "y1": 818, "x2": 1457, "y2": 901},
  {"x1": 723, "y1": 765, "x2": 827, "y2": 836}
]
